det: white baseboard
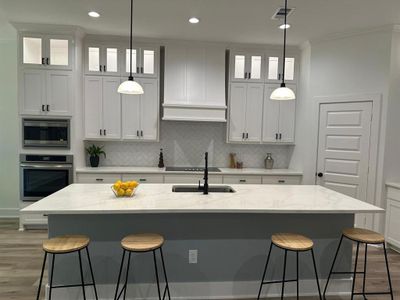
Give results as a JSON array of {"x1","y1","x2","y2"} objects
[
  {"x1": 0, "y1": 208, "x2": 19, "y2": 218},
  {"x1": 45, "y1": 279, "x2": 351, "y2": 300}
]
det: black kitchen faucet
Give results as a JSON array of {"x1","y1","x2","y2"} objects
[{"x1": 198, "y1": 152, "x2": 209, "y2": 194}]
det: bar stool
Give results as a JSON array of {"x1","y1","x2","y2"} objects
[
  {"x1": 323, "y1": 227, "x2": 394, "y2": 299},
  {"x1": 257, "y1": 233, "x2": 322, "y2": 299},
  {"x1": 36, "y1": 235, "x2": 98, "y2": 300},
  {"x1": 114, "y1": 233, "x2": 171, "y2": 300}
]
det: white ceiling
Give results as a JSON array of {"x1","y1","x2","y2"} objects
[{"x1": 1, "y1": 0, "x2": 400, "y2": 45}]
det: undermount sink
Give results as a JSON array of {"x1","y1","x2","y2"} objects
[{"x1": 172, "y1": 185, "x2": 236, "y2": 193}]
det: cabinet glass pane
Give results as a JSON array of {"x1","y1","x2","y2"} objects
[
  {"x1": 23, "y1": 37, "x2": 42, "y2": 64},
  {"x1": 285, "y1": 57, "x2": 295, "y2": 81},
  {"x1": 106, "y1": 48, "x2": 118, "y2": 72},
  {"x1": 143, "y1": 50, "x2": 155, "y2": 74},
  {"x1": 88, "y1": 47, "x2": 100, "y2": 71},
  {"x1": 50, "y1": 39, "x2": 69, "y2": 66},
  {"x1": 268, "y1": 57, "x2": 279, "y2": 80},
  {"x1": 234, "y1": 55, "x2": 245, "y2": 79},
  {"x1": 250, "y1": 56, "x2": 262, "y2": 79},
  {"x1": 126, "y1": 49, "x2": 137, "y2": 73}
]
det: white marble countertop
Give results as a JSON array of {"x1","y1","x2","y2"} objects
[
  {"x1": 386, "y1": 182, "x2": 400, "y2": 189},
  {"x1": 75, "y1": 166, "x2": 303, "y2": 176},
  {"x1": 22, "y1": 184, "x2": 383, "y2": 215}
]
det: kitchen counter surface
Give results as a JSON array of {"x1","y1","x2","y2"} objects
[
  {"x1": 22, "y1": 183, "x2": 383, "y2": 215},
  {"x1": 386, "y1": 182, "x2": 400, "y2": 189},
  {"x1": 75, "y1": 166, "x2": 303, "y2": 176}
]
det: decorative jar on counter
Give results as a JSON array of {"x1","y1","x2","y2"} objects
[{"x1": 264, "y1": 153, "x2": 274, "y2": 169}]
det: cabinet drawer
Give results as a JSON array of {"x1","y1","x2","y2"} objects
[
  {"x1": 20, "y1": 212, "x2": 48, "y2": 226},
  {"x1": 262, "y1": 176, "x2": 302, "y2": 185},
  {"x1": 223, "y1": 175, "x2": 262, "y2": 184},
  {"x1": 164, "y1": 174, "x2": 223, "y2": 184},
  {"x1": 76, "y1": 173, "x2": 122, "y2": 184},
  {"x1": 122, "y1": 174, "x2": 164, "y2": 184}
]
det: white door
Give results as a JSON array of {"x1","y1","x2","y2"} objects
[
  {"x1": 84, "y1": 76, "x2": 103, "y2": 138},
  {"x1": 20, "y1": 69, "x2": 45, "y2": 115},
  {"x1": 121, "y1": 93, "x2": 141, "y2": 140},
  {"x1": 244, "y1": 83, "x2": 263, "y2": 142},
  {"x1": 46, "y1": 70, "x2": 73, "y2": 116},
  {"x1": 278, "y1": 85, "x2": 296, "y2": 143},
  {"x1": 262, "y1": 84, "x2": 280, "y2": 142},
  {"x1": 102, "y1": 77, "x2": 121, "y2": 139},
  {"x1": 229, "y1": 83, "x2": 247, "y2": 142},
  {"x1": 140, "y1": 79, "x2": 159, "y2": 140},
  {"x1": 316, "y1": 101, "x2": 372, "y2": 227}
]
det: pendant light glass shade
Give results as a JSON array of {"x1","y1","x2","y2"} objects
[
  {"x1": 118, "y1": 78, "x2": 144, "y2": 94},
  {"x1": 270, "y1": 84, "x2": 295, "y2": 100}
]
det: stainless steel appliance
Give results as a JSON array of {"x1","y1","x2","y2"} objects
[
  {"x1": 23, "y1": 119, "x2": 70, "y2": 148},
  {"x1": 20, "y1": 154, "x2": 73, "y2": 201}
]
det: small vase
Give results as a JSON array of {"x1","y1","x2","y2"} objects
[
  {"x1": 90, "y1": 155, "x2": 100, "y2": 167},
  {"x1": 264, "y1": 153, "x2": 274, "y2": 169}
]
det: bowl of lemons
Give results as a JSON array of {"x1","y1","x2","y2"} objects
[{"x1": 111, "y1": 180, "x2": 139, "y2": 198}]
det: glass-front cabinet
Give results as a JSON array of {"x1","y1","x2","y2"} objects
[
  {"x1": 85, "y1": 43, "x2": 121, "y2": 75},
  {"x1": 21, "y1": 34, "x2": 73, "y2": 70},
  {"x1": 230, "y1": 50, "x2": 264, "y2": 83},
  {"x1": 122, "y1": 45, "x2": 158, "y2": 78},
  {"x1": 266, "y1": 52, "x2": 297, "y2": 83}
]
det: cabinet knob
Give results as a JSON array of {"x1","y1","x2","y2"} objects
[{"x1": 317, "y1": 172, "x2": 324, "y2": 178}]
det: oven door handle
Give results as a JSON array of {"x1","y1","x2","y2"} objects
[{"x1": 20, "y1": 163, "x2": 72, "y2": 169}]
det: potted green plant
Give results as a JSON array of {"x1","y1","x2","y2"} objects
[{"x1": 86, "y1": 144, "x2": 106, "y2": 167}]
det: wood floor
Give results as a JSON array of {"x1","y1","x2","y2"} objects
[{"x1": 0, "y1": 219, "x2": 399, "y2": 300}]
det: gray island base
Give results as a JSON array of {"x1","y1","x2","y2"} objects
[{"x1": 23, "y1": 184, "x2": 383, "y2": 299}]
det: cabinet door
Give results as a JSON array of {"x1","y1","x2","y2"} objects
[
  {"x1": 140, "y1": 79, "x2": 159, "y2": 140},
  {"x1": 266, "y1": 54, "x2": 297, "y2": 84},
  {"x1": 20, "y1": 69, "x2": 45, "y2": 115},
  {"x1": 84, "y1": 76, "x2": 103, "y2": 138},
  {"x1": 47, "y1": 36, "x2": 73, "y2": 70},
  {"x1": 278, "y1": 85, "x2": 296, "y2": 143},
  {"x1": 121, "y1": 93, "x2": 141, "y2": 140},
  {"x1": 247, "y1": 53, "x2": 264, "y2": 82},
  {"x1": 164, "y1": 45, "x2": 186, "y2": 104},
  {"x1": 77, "y1": 173, "x2": 122, "y2": 184},
  {"x1": 223, "y1": 175, "x2": 262, "y2": 184},
  {"x1": 230, "y1": 51, "x2": 247, "y2": 82},
  {"x1": 228, "y1": 83, "x2": 247, "y2": 142},
  {"x1": 123, "y1": 47, "x2": 140, "y2": 77},
  {"x1": 244, "y1": 84, "x2": 263, "y2": 142},
  {"x1": 262, "y1": 84, "x2": 280, "y2": 142},
  {"x1": 139, "y1": 47, "x2": 158, "y2": 78},
  {"x1": 85, "y1": 44, "x2": 102, "y2": 74},
  {"x1": 104, "y1": 46, "x2": 120, "y2": 75},
  {"x1": 21, "y1": 35, "x2": 45, "y2": 67},
  {"x1": 46, "y1": 70, "x2": 73, "y2": 116},
  {"x1": 102, "y1": 77, "x2": 122, "y2": 139}
]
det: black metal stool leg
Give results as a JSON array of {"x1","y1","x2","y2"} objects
[
  {"x1": 296, "y1": 251, "x2": 299, "y2": 300},
  {"x1": 153, "y1": 250, "x2": 162, "y2": 300},
  {"x1": 123, "y1": 252, "x2": 132, "y2": 300},
  {"x1": 114, "y1": 249, "x2": 126, "y2": 300},
  {"x1": 36, "y1": 252, "x2": 47, "y2": 300},
  {"x1": 323, "y1": 235, "x2": 343, "y2": 299},
  {"x1": 281, "y1": 249, "x2": 287, "y2": 300},
  {"x1": 362, "y1": 244, "x2": 367, "y2": 299},
  {"x1": 48, "y1": 254, "x2": 55, "y2": 300},
  {"x1": 257, "y1": 243, "x2": 273, "y2": 300},
  {"x1": 383, "y1": 243, "x2": 394, "y2": 300},
  {"x1": 85, "y1": 247, "x2": 99, "y2": 300},
  {"x1": 351, "y1": 242, "x2": 360, "y2": 300},
  {"x1": 311, "y1": 249, "x2": 322, "y2": 300},
  {"x1": 159, "y1": 247, "x2": 171, "y2": 300},
  {"x1": 78, "y1": 250, "x2": 87, "y2": 300}
]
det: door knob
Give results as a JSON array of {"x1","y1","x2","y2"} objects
[{"x1": 317, "y1": 172, "x2": 324, "y2": 178}]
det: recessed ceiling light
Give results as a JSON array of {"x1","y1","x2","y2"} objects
[
  {"x1": 189, "y1": 17, "x2": 200, "y2": 24},
  {"x1": 279, "y1": 23, "x2": 291, "y2": 29},
  {"x1": 88, "y1": 11, "x2": 100, "y2": 18}
]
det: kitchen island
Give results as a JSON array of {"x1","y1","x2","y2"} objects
[{"x1": 23, "y1": 184, "x2": 383, "y2": 299}]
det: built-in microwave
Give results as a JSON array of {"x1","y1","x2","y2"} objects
[{"x1": 22, "y1": 119, "x2": 70, "y2": 148}]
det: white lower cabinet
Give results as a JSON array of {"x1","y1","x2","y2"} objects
[
  {"x1": 164, "y1": 174, "x2": 223, "y2": 184},
  {"x1": 76, "y1": 173, "x2": 122, "y2": 184},
  {"x1": 386, "y1": 185, "x2": 400, "y2": 251},
  {"x1": 20, "y1": 212, "x2": 48, "y2": 229},
  {"x1": 122, "y1": 174, "x2": 164, "y2": 183},
  {"x1": 262, "y1": 176, "x2": 302, "y2": 185},
  {"x1": 223, "y1": 175, "x2": 262, "y2": 184}
]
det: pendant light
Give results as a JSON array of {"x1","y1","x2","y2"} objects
[
  {"x1": 118, "y1": 0, "x2": 144, "y2": 95},
  {"x1": 270, "y1": 0, "x2": 295, "y2": 101}
]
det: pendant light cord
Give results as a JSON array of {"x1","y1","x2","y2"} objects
[
  {"x1": 129, "y1": 0, "x2": 133, "y2": 80},
  {"x1": 282, "y1": 0, "x2": 288, "y2": 86}
]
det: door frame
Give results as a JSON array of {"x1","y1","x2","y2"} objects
[{"x1": 314, "y1": 93, "x2": 382, "y2": 229}]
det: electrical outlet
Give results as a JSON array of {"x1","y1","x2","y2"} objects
[{"x1": 189, "y1": 249, "x2": 198, "y2": 264}]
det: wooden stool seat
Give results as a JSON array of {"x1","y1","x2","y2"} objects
[
  {"x1": 272, "y1": 233, "x2": 314, "y2": 251},
  {"x1": 342, "y1": 228, "x2": 384, "y2": 244},
  {"x1": 43, "y1": 235, "x2": 90, "y2": 254},
  {"x1": 121, "y1": 233, "x2": 164, "y2": 252}
]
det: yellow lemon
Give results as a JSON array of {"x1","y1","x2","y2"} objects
[
  {"x1": 113, "y1": 183, "x2": 121, "y2": 190},
  {"x1": 115, "y1": 180, "x2": 122, "y2": 185},
  {"x1": 131, "y1": 181, "x2": 139, "y2": 188},
  {"x1": 127, "y1": 181, "x2": 134, "y2": 188},
  {"x1": 120, "y1": 182, "x2": 128, "y2": 190},
  {"x1": 125, "y1": 189, "x2": 133, "y2": 196},
  {"x1": 117, "y1": 188, "x2": 125, "y2": 197}
]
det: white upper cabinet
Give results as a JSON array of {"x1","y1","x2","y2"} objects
[
  {"x1": 266, "y1": 52, "x2": 297, "y2": 84},
  {"x1": 262, "y1": 84, "x2": 296, "y2": 143},
  {"x1": 20, "y1": 69, "x2": 73, "y2": 116},
  {"x1": 85, "y1": 43, "x2": 122, "y2": 75},
  {"x1": 123, "y1": 45, "x2": 159, "y2": 78},
  {"x1": 230, "y1": 50, "x2": 264, "y2": 83},
  {"x1": 122, "y1": 78, "x2": 159, "y2": 141},
  {"x1": 84, "y1": 76, "x2": 121, "y2": 140},
  {"x1": 21, "y1": 34, "x2": 73, "y2": 70},
  {"x1": 228, "y1": 83, "x2": 264, "y2": 143}
]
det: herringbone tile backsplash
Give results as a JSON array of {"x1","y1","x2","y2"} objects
[{"x1": 85, "y1": 121, "x2": 293, "y2": 168}]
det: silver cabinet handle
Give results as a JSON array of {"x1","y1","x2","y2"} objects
[
  {"x1": 95, "y1": 178, "x2": 104, "y2": 182},
  {"x1": 239, "y1": 179, "x2": 247, "y2": 183}
]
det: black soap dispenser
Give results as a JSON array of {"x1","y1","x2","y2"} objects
[{"x1": 158, "y1": 148, "x2": 165, "y2": 168}]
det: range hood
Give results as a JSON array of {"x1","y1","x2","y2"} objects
[{"x1": 162, "y1": 43, "x2": 227, "y2": 122}]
